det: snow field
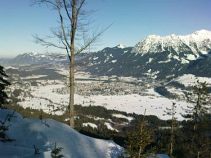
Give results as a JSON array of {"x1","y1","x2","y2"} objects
[
  {"x1": 176, "y1": 74, "x2": 211, "y2": 87},
  {"x1": 0, "y1": 109, "x2": 123, "y2": 158},
  {"x1": 17, "y1": 83, "x2": 192, "y2": 120}
]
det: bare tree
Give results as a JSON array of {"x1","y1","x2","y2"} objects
[{"x1": 33, "y1": 0, "x2": 107, "y2": 127}]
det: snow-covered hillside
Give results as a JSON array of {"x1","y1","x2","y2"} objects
[
  {"x1": 176, "y1": 74, "x2": 211, "y2": 87},
  {"x1": 0, "y1": 109, "x2": 123, "y2": 158}
]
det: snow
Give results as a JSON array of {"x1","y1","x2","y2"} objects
[
  {"x1": 173, "y1": 55, "x2": 179, "y2": 61},
  {"x1": 167, "y1": 87, "x2": 185, "y2": 97},
  {"x1": 145, "y1": 88, "x2": 161, "y2": 97},
  {"x1": 21, "y1": 75, "x2": 48, "y2": 80},
  {"x1": 118, "y1": 76, "x2": 140, "y2": 82},
  {"x1": 93, "y1": 57, "x2": 99, "y2": 60},
  {"x1": 18, "y1": 97, "x2": 60, "y2": 115},
  {"x1": 104, "y1": 57, "x2": 110, "y2": 63},
  {"x1": 147, "y1": 58, "x2": 153, "y2": 63},
  {"x1": 181, "y1": 58, "x2": 189, "y2": 64},
  {"x1": 17, "y1": 82, "x2": 192, "y2": 120},
  {"x1": 40, "y1": 54, "x2": 46, "y2": 58},
  {"x1": 0, "y1": 109, "x2": 123, "y2": 158},
  {"x1": 158, "y1": 59, "x2": 171, "y2": 63},
  {"x1": 18, "y1": 84, "x2": 68, "y2": 115},
  {"x1": 5, "y1": 66, "x2": 18, "y2": 70},
  {"x1": 145, "y1": 70, "x2": 159, "y2": 79},
  {"x1": 104, "y1": 122, "x2": 118, "y2": 132},
  {"x1": 82, "y1": 122, "x2": 98, "y2": 129},
  {"x1": 78, "y1": 94, "x2": 191, "y2": 120},
  {"x1": 186, "y1": 54, "x2": 196, "y2": 60},
  {"x1": 56, "y1": 69, "x2": 92, "y2": 80},
  {"x1": 108, "y1": 68, "x2": 113, "y2": 72},
  {"x1": 112, "y1": 114, "x2": 134, "y2": 122},
  {"x1": 111, "y1": 60, "x2": 117, "y2": 63},
  {"x1": 176, "y1": 74, "x2": 211, "y2": 87},
  {"x1": 56, "y1": 68, "x2": 68, "y2": 76},
  {"x1": 115, "y1": 44, "x2": 125, "y2": 49}
]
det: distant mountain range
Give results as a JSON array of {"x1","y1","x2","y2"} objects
[
  {"x1": 1, "y1": 29, "x2": 211, "y2": 80},
  {"x1": 82, "y1": 30, "x2": 211, "y2": 79}
]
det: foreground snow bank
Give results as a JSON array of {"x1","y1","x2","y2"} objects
[{"x1": 0, "y1": 109, "x2": 123, "y2": 158}]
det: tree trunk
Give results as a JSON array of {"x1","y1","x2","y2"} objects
[
  {"x1": 138, "y1": 109, "x2": 146, "y2": 158},
  {"x1": 69, "y1": 62, "x2": 74, "y2": 127},
  {"x1": 69, "y1": 0, "x2": 77, "y2": 127},
  {"x1": 170, "y1": 104, "x2": 175, "y2": 157},
  {"x1": 197, "y1": 151, "x2": 200, "y2": 158},
  {"x1": 138, "y1": 146, "x2": 142, "y2": 158}
]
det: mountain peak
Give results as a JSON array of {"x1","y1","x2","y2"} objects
[
  {"x1": 147, "y1": 35, "x2": 160, "y2": 38},
  {"x1": 193, "y1": 29, "x2": 211, "y2": 35},
  {"x1": 133, "y1": 30, "x2": 211, "y2": 54},
  {"x1": 115, "y1": 44, "x2": 126, "y2": 49}
]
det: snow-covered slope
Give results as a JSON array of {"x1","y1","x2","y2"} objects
[
  {"x1": 0, "y1": 109, "x2": 123, "y2": 158},
  {"x1": 175, "y1": 74, "x2": 211, "y2": 87}
]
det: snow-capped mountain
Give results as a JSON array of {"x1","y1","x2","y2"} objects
[
  {"x1": 115, "y1": 44, "x2": 126, "y2": 49},
  {"x1": 82, "y1": 30, "x2": 211, "y2": 79},
  {"x1": 132, "y1": 30, "x2": 211, "y2": 61}
]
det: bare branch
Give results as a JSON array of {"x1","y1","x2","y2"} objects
[
  {"x1": 63, "y1": 0, "x2": 72, "y2": 22},
  {"x1": 33, "y1": 0, "x2": 58, "y2": 8},
  {"x1": 76, "y1": 0, "x2": 86, "y2": 18},
  {"x1": 76, "y1": 24, "x2": 112, "y2": 54},
  {"x1": 33, "y1": 34, "x2": 66, "y2": 49},
  {"x1": 56, "y1": 4, "x2": 71, "y2": 49}
]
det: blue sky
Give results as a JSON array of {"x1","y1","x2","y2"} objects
[{"x1": 0, "y1": 0, "x2": 211, "y2": 57}]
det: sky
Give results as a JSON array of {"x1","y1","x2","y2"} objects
[{"x1": 0, "y1": 0, "x2": 211, "y2": 57}]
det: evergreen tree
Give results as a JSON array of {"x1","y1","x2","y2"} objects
[
  {"x1": 184, "y1": 80, "x2": 210, "y2": 121},
  {"x1": 182, "y1": 80, "x2": 211, "y2": 158},
  {"x1": 127, "y1": 109, "x2": 154, "y2": 158},
  {"x1": 0, "y1": 65, "x2": 10, "y2": 108}
]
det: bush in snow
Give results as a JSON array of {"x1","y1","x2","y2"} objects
[
  {"x1": 51, "y1": 143, "x2": 64, "y2": 158},
  {"x1": 0, "y1": 111, "x2": 15, "y2": 141}
]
